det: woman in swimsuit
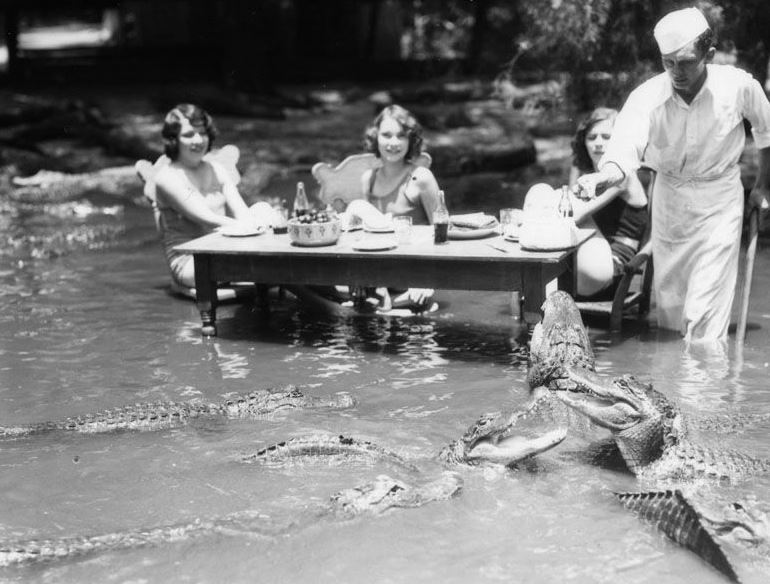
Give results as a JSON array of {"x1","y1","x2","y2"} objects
[
  {"x1": 349, "y1": 105, "x2": 442, "y2": 311},
  {"x1": 153, "y1": 104, "x2": 340, "y2": 314},
  {"x1": 568, "y1": 107, "x2": 648, "y2": 298},
  {"x1": 524, "y1": 108, "x2": 648, "y2": 298},
  {"x1": 154, "y1": 104, "x2": 274, "y2": 289}
]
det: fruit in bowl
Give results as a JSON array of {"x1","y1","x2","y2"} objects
[{"x1": 288, "y1": 210, "x2": 341, "y2": 246}]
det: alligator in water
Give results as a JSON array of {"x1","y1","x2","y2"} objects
[
  {"x1": 532, "y1": 291, "x2": 770, "y2": 581},
  {"x1": 0, "y1": 393, "x2": 565, "y2": 569},
  {"x1": 245, "y1": 386, "x2": 570, "y2": 470},
  {"x1": 0, "y1": 386, "x2": 355, "y2": 440},
  {"x1": 526, "y1": 290, "x2": 595, "y2": 392},
  {"x1": 615, "y1": 489, "x2": 770, "y2": 583},
  {"x1": 553, "y1": 369, "x2": 770, "y2": 483},
  {"x1": 0, "y1": 472, "x2": 461, "y2": 568},
  {"x1": 528, "y1": 291, "x2": 769, "y2": 483},
  {"x1": 246, "y1": 417, "x2": 566, "y2": 472}
]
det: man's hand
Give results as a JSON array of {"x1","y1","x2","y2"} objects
[
  {"x1": 748, "y1": 184, "x2": 770, "y2": 229},
  {"x1": 573, "y1": 173, "x2": 602, "y2": 201},
  {"x1": 573, "y1": 164, "x2": 625, "y2": 201}
]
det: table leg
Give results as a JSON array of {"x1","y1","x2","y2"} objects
[
  {"x1": 509, "y1": 291, "x2": 522, "y2": 321},
  {"x1": 557, "y1": 255, "x2": 577, "y2": 295},
  {"x1": 256, "y1": 284, "x2": 271, "y2": 314},
  {"x1": 521, "y1": 270, "x2": 545, "y2": 327},
  {"x1": 193, "y1": 254, "x2": 218, "y2": 336}
]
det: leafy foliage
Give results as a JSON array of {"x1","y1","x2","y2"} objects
[{"x1": 517, "y1": 0, "x2": 612, "y2": 71}]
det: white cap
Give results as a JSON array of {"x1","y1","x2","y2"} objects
[{"x1": 653, "y1": 7, "x2": 709, "y2": 55}]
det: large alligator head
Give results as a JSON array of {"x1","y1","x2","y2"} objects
[
  {"x1": 554, "y1": 368, "x2": 680, "y2": 474},
  {"x1": 527, "y1": 291, "x2": 595, "y2": 391},
  {"x1": 437, "y1": 397, "x2": 568, "y2": 466}
]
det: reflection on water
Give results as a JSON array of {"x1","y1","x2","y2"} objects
[{"x1": 1, "y1": 206, "x2": 770, "y2": 583}]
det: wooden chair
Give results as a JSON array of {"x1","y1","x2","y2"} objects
[
  {"x1": 135, "y1": 145, "x2": 256, "y2": 303},
  {"x1": 311, "y1": 152, "x2": 432, "y2": 208},
  {"x1": 574, "y1": 168, "x2": 655, "y2": 333}
]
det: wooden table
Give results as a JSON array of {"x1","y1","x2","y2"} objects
[{"x1": 174, "y1": 226, "x2": 595, "y2": 336}]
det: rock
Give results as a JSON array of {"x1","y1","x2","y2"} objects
[
  {"x1": 0, "y1": 92, "x2": 74, "y2": 128},
  {"x1": 389, "y1": 80, "x2": 491, "y2": 104},
  {"x1": 10, "y1": 166, "x2": 144, "y2": 205},
  {"x1": 425, "y1": 104, "x2": 536, "y2": 176}
]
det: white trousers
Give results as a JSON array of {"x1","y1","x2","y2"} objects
[{"x1": 651, "y1": 168, "x2": 743, "y2": 343}]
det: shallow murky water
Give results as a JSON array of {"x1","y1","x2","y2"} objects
[{"x1": 1, "y1": 203, "x2": 769, "y2": 584}]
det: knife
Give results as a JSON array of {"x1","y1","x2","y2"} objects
[{"x1": 486, "y1": 242, "x2": 510, "y2": 254}]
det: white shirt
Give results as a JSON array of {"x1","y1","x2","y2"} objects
[{"x1": 600, "y1": 64, "x2": 770, "y2": 180}]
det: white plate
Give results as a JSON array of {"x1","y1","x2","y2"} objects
[
  {"x1": 218, "y1": 225, "x2": 266, "y2": 237},
  {"x1": 353, "y1": 238, "x2": 398, "y2": 251},
  {"x1": 363, "y1": 225, "x2": 395, "y2": 234},
  {"x1": 448, "y1": 226, "x2": 498, "y2": 240}
]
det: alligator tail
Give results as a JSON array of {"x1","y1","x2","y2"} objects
[
  {"x1": 0, "y1": 402, "x2": 214, "y2": 439},
  {"x1": 614, "y1": 490, "x2": 741, "y2": 583}
]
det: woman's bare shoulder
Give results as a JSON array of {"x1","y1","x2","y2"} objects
[
  {"x1": 409, "y1": 164, "x2": 437, "y2": 185},
  {"x1": 154, "y1": 163, "x2": 184, "y2": 192}
]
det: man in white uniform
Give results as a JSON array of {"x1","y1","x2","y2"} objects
[{"x1": 575, "y1": 7, "x2": 770, "y2": 344}]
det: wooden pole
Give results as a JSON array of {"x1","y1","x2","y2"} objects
[{"x1": 736, "y1": 208, "x2": 759, "y2": 345}]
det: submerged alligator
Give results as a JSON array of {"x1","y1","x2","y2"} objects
[
  {"x1": 536, "y1": 291, "x2": 770, "y2": 582},
  {"x1": 0, "y1": 386, "x2": 355, "y2": 440},
  {"x1": 0, "y1": 375, "x2": 569, "y2": 569},
  {"x1": 616, "y1": 489, "x2": 770, "y2": 583},
  {"x1": 0, "y1": 472, "x2": 462, "y2": 568}
]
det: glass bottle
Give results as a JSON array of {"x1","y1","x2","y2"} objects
[
  {"x1": 273, "y1": 200, "x2": 288, "y2": 233},
  {"x1": 433, "y1": 190, "x2": 449, "y2": 244},
  {"x1": 293, "y1": 181, "x2": 310, "y2": 218},
  {"x1": 558, "y1": 185, "x2": 573, "y2": 218}
]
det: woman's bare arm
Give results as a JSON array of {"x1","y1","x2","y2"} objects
[{"x1": 155, "y1": 165, "x2": 238, "y2": 229}]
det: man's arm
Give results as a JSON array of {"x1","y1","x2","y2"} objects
[
  {"x1": 748, "y1": 147, "x2": 770, "y2": 222},
  {"x1": 743, "y1": 74, "x2": 770, "y2": 220},
  {"x1": 574, "y1": 83, "x2": 655, "y2": 200},
  {"x1": 573, "y1": 163, "x2": 625, "y2": 201}
]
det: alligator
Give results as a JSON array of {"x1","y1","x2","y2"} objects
[
  {"x1": 526, "y1": 292, "x2": 770, "y2": 581},
  {"x1": 0, "y1": 386, "x2": 355, "y2": 440},
  {"x1": 615, "y1": 489, "x2": 770, "y2": 583},
  {"x1": 526, "y1": 290, "x2": 595, "y2": 392},
  {"x1": 242, "y1": 433, "x2": 422, "y2": 471},
  {"x1": 436, "y1": 392, "x2": 569, "y2": 466},
  {"x1": 525, "y1": 292, "x2": 770, "y2": 482},
  {"x1": 244, "y1": 392, "x2": 569, "y2": 470},
  {"x1": 0, "y1": 472, "x2": 461, "y2": 568},
  {"x1": 553, "y1": 368, "x2": 770, "y2": 483}
]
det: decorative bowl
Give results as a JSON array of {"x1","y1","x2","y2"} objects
[{"x1": 288, "y1": 218, "x2": 341, "y2": 246}]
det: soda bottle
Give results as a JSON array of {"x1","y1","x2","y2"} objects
[
  {"x1": 293, "y1": 181, "x2": 310, "y2": 218},
  {"x1": 433, "y1": 190, "x2": 449, "y2": 244},
  {"x1": 558, "y1": 185, "x2": 573, "y2": 218},
  {"x1": 273, "y1": 200, "x2": 289, "y2": 234}
]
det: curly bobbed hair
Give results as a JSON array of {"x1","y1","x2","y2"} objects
[
  {"x1": 363, "y1": 104, "x2": 424, "y2": 162},
  {"x1": 571, "y1": 107, "x2": 618, "y2": 173},
  {"x1": 162, "y1": 103, "x2": 217, "y2": 160}
]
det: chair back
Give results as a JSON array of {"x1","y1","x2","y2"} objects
[
  {"x1": 311, "y1": 152, "x2": 431, "y2": 209},
  {"x1": 135, "y1": 145, "x2": 241, "y2": 232}
]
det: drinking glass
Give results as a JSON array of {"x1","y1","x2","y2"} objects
[
  {"x1": 393, "y1": 216, "x2": 412, "y2": 244},
  {"x1": 500, "y1": 208, "x2": 515, "y2": 237}
]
